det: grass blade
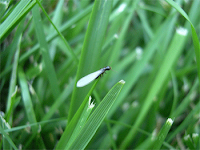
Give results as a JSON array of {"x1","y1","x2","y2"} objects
[
  {"x1": 69, "y1": 80, "x2": 125, "y2": 150},
  {"x1": 0, "y1": 0, "x2": 36, "y2": 40},
  {"x1": 120, "y1": 27, "x2": 189, "y2": 149},
  {"x1": 32, "y1": 4, "x2": 61, "y2": 99},
  {"x1": 18, "y1": 67, "x2": 38, "y2": 133},
  {"x1": 166, "y1": 0, "x2": 200, "y2": 83},
  {"x1": 6, "y1": 34, "x2": 22, "y2": 123},
  {"x1": 68, "y1": 0, "x2": 113, "y2": 121},
  {"x1": 56, "y1": 79, "x2": 100, "y2": 149},
  {"x1": 109, "y1": 14, "x2": 178, "y2": 118},
  {"x1": 36, "y1": 0, "x2": 78, "y2": 63},
  {"x1": 152, "y1": 118, "x2": 174, "y2": 149},
  {"x1": 0, "y1": 116, "x2": 17, "y2": 150}
]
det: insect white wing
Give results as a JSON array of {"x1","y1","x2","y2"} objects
[{"x1": 76, "y1": 69, "x2": 104, "y2": 87}]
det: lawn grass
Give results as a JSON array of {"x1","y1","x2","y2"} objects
[{"x1": 0, "y1": 0, "x2": 199, "y2": 149}]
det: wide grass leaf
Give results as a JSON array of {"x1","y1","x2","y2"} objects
[
  {"x1": 68, "y1": 80, "x2": 125, "y2": 150},
  {"x1": 56, "y1": 79, "x2": 100, "y2": 149},
  {"x1": 68, "y1": 0, "x2": 113, "y2": 121}
]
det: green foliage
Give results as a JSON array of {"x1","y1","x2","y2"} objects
[{"x1": 0, "y1": 0, "x2": 199, "y2": 149}]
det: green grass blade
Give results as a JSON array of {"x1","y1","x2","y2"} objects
[
  {"x1": 6, "y1": 34, "x2": 21, "y2": 122},
  {"x1": 109, "y1": 14, "x2": 178, "y2": 118},
  {"x1": 0, "y1": 115, "x2": 18, "y2": 150},
  {"x1": 0, "y1": 0, "x2": 36, "y2": 40},
  {"x1": 68, "y1": 80, "x2": 125, "y2": 150},
  {"x1": 0, "y1": 1, "x2": 8, "y2": 19},
  {"x1": 18, "y1": 67, "x2": 38, "y2": 133},
  {"x1": 167, "y1": 101, "x2": 200, "y2": 142},
  {"x1": 0, "y1": 115, "x2": 12, "y2": 150},
  {"x1": 36, "y1": 0, "x2": 78, "y2": 63},
  {"x1": 152, "y1": 118, "x2": 174, "y2": 149},
  {"x1": 184, "y1": 135, "x2": 196, "y2": 149},
  {"x1": 0, "y1": 17, "x2": 25, "y2": 91},
  {"x1": 109, "y1": 0, "x2": 140, "y2": 65},
  {"x1": 56, "y1": 79, "x2": 100, "y2": 149},
  {"x1": 169, "y1": 72, "x2": 179, "y2": 117},
  {"x1": 32, "y1": 4, "x2": 61, "y2": 99},
  {"x1": 47, "y1": 0, "x2": 64, "y2": 60},
  {"x1": 0, "y1": 4, "x2": 93, "y2": 78},
  {"x1": 192, "y1": 133, "x2": 200, "y2": 149},
  {"x1": 65, "y1": 96, "x2": 95, "y2": 150},
  {"x1": 68, "y1": 0, "x2": 113, "y2": 121},
  {"x1": 120, "y1": 27, "x2": 189, "y2": 149},
  {"x1": 166, "y1": 0, "x2": 200, "y2": 83}
]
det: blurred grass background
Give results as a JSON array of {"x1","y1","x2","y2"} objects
[{"x1": 0, "y1": 0, "x2": 200, "y2": 149}]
